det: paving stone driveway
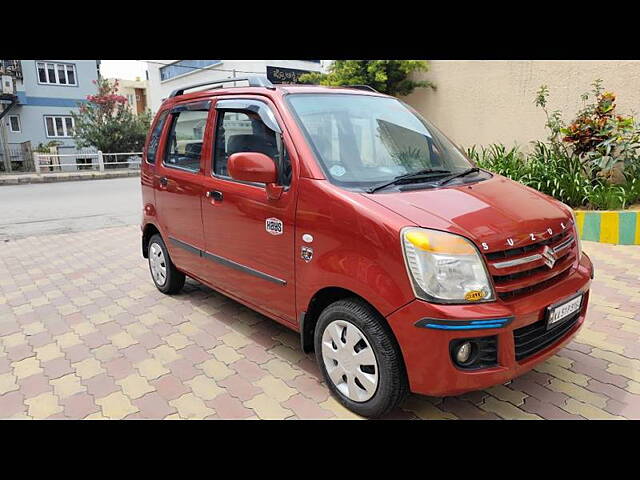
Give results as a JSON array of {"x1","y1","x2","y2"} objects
[{"x1": 1, "y1": 225, "x2": 639, "y2": 420}]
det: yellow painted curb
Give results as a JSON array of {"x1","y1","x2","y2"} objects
[{"x1": 574, "y1": 210, "x2": 639, "y2": 245}]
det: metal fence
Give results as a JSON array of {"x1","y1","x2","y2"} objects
[
  {"x1": 0, "y1": 144, "x2": 142, "y2": 174},
  {"x1": 34, "y1": 151, "x2": 142, "y2": 173}
]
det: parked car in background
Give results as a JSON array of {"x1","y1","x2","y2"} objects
[{"x1": 140, "y1": 76, "x2": 594, "y2": 418}]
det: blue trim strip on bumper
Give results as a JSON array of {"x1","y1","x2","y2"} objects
[{"x1": 415, "y1": 317, "x2": 513, "y2": 330}]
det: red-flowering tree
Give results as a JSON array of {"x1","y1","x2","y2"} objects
[{"x1": 71, "y1": 78, "x2": 151, "y2": 153}]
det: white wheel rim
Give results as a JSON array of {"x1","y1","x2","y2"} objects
[
  {"x1": 321, "y1": 320, "x2": 379, "y2": 402},
  {"x1": 149, "y1": 242, "x2": 167, "y2": 287}
]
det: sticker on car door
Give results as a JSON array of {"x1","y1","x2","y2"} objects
[{"x1": 265, "y1": 217, "x2": 283, "y2": 235}]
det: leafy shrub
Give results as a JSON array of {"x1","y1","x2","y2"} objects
[
  {"x1": 536, "y1": 80, "x2": 640, "y2": 183},
  {"x1": 466, "y1": 79, "x2": 640, "y2": 210},
  {"x1": 465, "y1": 144, "x2": 527, "y2": 178},
  {"x1": 523, "y1": 142, "x2": 590, "y2": 207},
  {"x1": 587, "y1": 182, "x2": 627, "y2": 210},
  {"x1": 34, "y1": 141, "x2": 63, "y2": 153},
  {"x1": 467, "y1": 142, "x2": 640, "y2": 209}
]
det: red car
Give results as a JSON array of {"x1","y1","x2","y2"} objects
[{"x1": 140, "y1": 76, "x2": 593, "y2": 418}]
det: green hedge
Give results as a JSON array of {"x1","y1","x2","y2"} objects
[{"x1": 467, "y1": 142, "x2": 640, "y2": 210}]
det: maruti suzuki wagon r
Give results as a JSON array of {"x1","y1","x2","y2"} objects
[{"x1": 140, "y1": 76, "x2": 594, "y2": 418}]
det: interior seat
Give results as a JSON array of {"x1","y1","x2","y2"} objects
[{"x1": 227, "y1": 134, "x2": 277, "y2": 159}]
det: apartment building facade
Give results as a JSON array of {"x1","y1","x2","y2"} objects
[
  {"x1": 0, "y1": 60, "x2": 99, "y2": 171},
  {"x1": 146, "y1": 60, "x2": 326, "y2": 113},
  {"x1": 108, "y1": 77, "x2": 149, "y2": 115}
]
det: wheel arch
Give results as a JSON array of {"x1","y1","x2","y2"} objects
[
  {"x1": 142, "y1": 223, "x2": 161, "y2": 259},
  {"x1": 300, "y1": 286, "x2": 402, "y2": 356}
]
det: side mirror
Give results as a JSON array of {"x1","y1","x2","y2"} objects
[{"x1": 227, "y1": 152, "x2": 283, "y2": 200}]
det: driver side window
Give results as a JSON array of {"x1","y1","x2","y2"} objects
[{"x1": 213, "y1": 110, "x2": 291, "y2": 186}]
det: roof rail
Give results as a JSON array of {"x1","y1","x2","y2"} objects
[
  {"x1": 346, "y1": 85, "x2": 379, "y2": 93},
  {"x1": 169, "y1": 75, "x2": 275, "y2": 98},
  {"x1": 283, "y1": 83, "x2": 380, "y2": 93}
]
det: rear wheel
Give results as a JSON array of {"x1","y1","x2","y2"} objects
[
  {"x1": 314, "y1": 298, "x2": 408, "y2": 418},
  {"x1": 148, "y1": 234, "x2": 185, "y2": 294}
]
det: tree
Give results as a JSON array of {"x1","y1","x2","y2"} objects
[
  {"x1": 298, "y1": 60, "x2": 435, "y2": 96},
  {"x1": 71, "y1": 78, "x2": 151, "y2": 153}
]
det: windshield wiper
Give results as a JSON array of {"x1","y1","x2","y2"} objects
[
  {"x1": 366, "y1": 168, "x2": 452, "y2": 194},
  {"x1": 436, "y1": 167, "x2": 480, "y2": 186}
]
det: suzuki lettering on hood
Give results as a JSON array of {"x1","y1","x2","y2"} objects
[
  {"x1": 363, "y1": 176, "x2": 573, "y2": 253},
  {"x1": 482, "y1": 222, "x2": 568, "y2": 252}
]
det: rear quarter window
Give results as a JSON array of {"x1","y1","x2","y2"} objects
[
  {"x1": 146, "y1": 110, "x2": 169, "y2": 164},
  {"x1": 164, "y1": 110, "x2": 209, "y2": 172}
]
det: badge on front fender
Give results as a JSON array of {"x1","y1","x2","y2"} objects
[
  {"x1": 301, "y1": 246, "x2": 313, "y2": 262},
  {"x1": 265, "y1": 217, "x2": 283, "y2": 236}
]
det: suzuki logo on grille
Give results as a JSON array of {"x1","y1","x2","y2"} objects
[{"x1": 542, "y1": 245, "x2": 556, "y2": 269}]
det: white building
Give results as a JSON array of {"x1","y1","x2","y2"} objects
[
  {"x1": 145, "y1": 60, "x2": 327, "y2": 113},
  {"x1": 105, "y1": 77, "x2": 149, "y2": 116}
]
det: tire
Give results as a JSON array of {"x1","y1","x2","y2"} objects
[
  {"x1": 147, "y1": 234, "x2": 185, "y2": 295},
  {"x1": 314, "y1": 298, "x2": 408, "y2": 418}
]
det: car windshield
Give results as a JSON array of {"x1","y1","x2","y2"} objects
[{"x1": 286, "y1": 93, "x2": 475, "y2": 190}]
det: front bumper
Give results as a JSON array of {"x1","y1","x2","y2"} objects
[{"x1": 386, "y1": 253, "x2": 593, "y2": 397}]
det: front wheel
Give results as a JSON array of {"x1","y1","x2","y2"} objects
[{"x1": 314, "y1": 298, "x2": 408, "y2": 418}]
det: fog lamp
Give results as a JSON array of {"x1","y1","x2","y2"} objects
[{"x1": 455, "y1": 342, "x2": 473, "y2": 364}]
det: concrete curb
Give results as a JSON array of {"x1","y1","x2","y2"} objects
[
  {"x1": 575, "y1": 210, "x2": 640, "y2": 245},
  {"x1": 0, "y1": 170, "x2": 140, "y2": 186}
]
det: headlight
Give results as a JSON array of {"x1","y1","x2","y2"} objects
[
  {"x1": 570, "y1": 209, "x2": 583, "y2": 260},
  {"x1": 401, "y1": 227, "x2": 495, "y2": 303}
]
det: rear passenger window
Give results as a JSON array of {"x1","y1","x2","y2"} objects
[
  {"x1": 164, "y1": 110, "x2": 209, "y2": 172},
  {"x1": 213, "y1": 110, "x2": 291, "y2": 186},
  {"x1": 146, "y1": 111, "x2": 168, "y2": 164}
]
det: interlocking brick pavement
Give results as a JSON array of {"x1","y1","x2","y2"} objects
[{"x1": 1, "y1": 225, "x2": 639, "y2": 419}]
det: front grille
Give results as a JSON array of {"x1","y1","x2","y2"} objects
[
  {"x1": 513, "y1": 312, "x2": 580, "y2": 362},
  {"x1": 486, "y1": 230, "x2": 569, "y2": 261},
  {"x1": 498, "y1": 269, "x2": 571, "y2": 301},
  {"x1": 484, "y1": 228, "x2": 577, "y2": 300},
  {"x1": 494, "y1": 260, "x2": 564, "y2": 284}
]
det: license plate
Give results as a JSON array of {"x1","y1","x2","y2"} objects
[{"x1": 547, "y1": 293, "x2": 582, "y2": 329}]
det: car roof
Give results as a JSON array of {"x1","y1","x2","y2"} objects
[{"x1": 162, "y1": 83, "x2": 389, "y2": 108}]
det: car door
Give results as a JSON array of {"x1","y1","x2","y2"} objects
[
  {"x1": 200, "y1": 97, "x2": 297, "y2": 324},
  {"x1": 155, "y1": 100, "x2": 212, "y2": 278}
]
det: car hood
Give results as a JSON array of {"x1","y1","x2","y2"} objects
[{"x1": 361, "y1": 174, "x2": 573, "y2": 253}]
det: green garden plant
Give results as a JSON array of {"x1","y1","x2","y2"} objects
[
  {"x1": 587, "y1": 182, "x2": 628, "y2": 210},
  {"x1": 535, "y1": 80, "x2": 640, "y2": 183},
  {"x1": 298, "y1": 60, "x2": 435, "y2": 96},
  {"x1": 468, "y1": 80, "x2": 640, "y2": 210},
  {"x1": 468, "y1": 143, "x2": 589, "y2": 207},
  {"x1": 34, "y1": 141, "x2": 63, "y2": 154},
  {"x1": 560, "y1": 80, "x2": 640, "y2": 182}
]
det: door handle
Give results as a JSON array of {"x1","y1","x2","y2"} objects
[
  {"x1": 206, "y1": 190, "x2": 223, "y2": 201},
  {"x1": 159, "y1": 176, "x2": 168, "y2": 187}
]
